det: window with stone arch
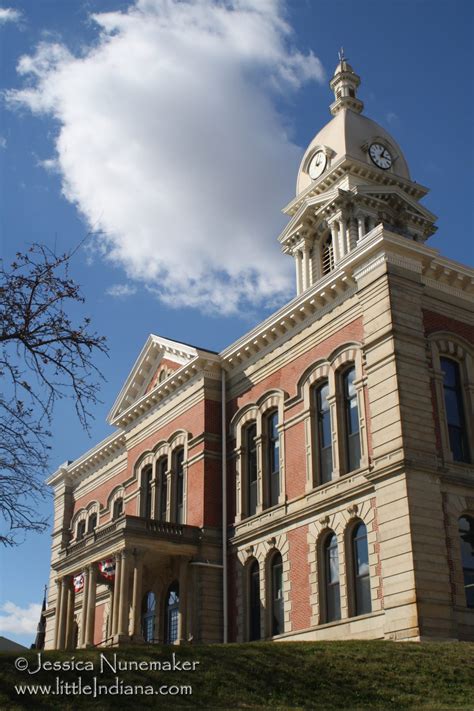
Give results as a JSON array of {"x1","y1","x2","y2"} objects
[
  {"x1": 231, "y1": 391, "x2": 285, "y2": 524},
  {"x1": 247, "y1": 558, "x2": 261, "y2": 641},
  {"x1": 320, "y1": 530, "x2": 341, "y2": 623},
  {"x1": 268, "y1": 550, "x2": 284, "y2": 636},
  {"x1": 140, "y1": 464, "x2": 153, "y2": 519},
  {"x1": 108, "y1": 488, "x2": 125, "y2": 521},
  {"x1": 458, "y1": 515, "x2": 474, "y2": 609},
  {"x1": 245, "y1": 421, "x2": 258, "y2": 517},
  {"x1": 86, "y1": 502, "x2": 99, "y2": 534},
  {"x1": 141, "y1": 591, "x2": 156, "y2": 642},
  {"x1": 348, "y1": 520, "x2": 371, "y2": 616},
  {"x1": 314, "y1": 378, "x2": 333, "y2": 484},
  {"x1": 156, "y1": 456, "x2": 168, "y2": 522},
  {"x1": 429, "y1": 335, "x2": 473, "y2": 465}
]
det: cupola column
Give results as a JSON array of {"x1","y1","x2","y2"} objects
[
  {"x1": 338, "y1": 219, "x2": 347, "y2": 259},
  {"x1": 357, "y1": 216, "x2": 365, "y2": 242},
  {"x1": 295, "y1": 250, "x2": 303, "y2": 294},
  {"x1": 329, "y1": 221, "x2": 340, "y2": 263},
  {"x1": 302, "y1": 241, "x2": 312, "y2": 291}
]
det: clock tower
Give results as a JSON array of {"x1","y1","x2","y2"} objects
[{"x1": 279, "y1": 54, "x2": 437, "y2": 295}]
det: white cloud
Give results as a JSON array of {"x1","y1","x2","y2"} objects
[
  {"x1": 0, "y1": 7, "x2": 21, "y2": 24},
  {"x1": 106, "y1": 283, "x2": 137, "y2": 297},
  {"x1": 7, "y1": 0, "x2": 324, "y2": 314},
  {"x1": 0, "y1": 601, "x2": 41, "y2": 635},
  {"x1": 0, "y1": 136, "x2": 6, "y2": 148}
]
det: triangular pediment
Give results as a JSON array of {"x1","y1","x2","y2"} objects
[{"x1": 107, "y1": 334, "x2": 215, "y2": 424}]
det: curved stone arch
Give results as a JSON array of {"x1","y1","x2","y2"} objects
[
  {"x1": 230, "y1": 404, "x2": 259, "y2": 442},
  {"x1": 107, "y1": 485, "x2": 125, "y2": 519},
  {"x1": 299, "y1": 361, "x2": 331, "y2": 410},
  {"x1": 256, "y1": 388, "x2": 287, "y2": 413},
  {"x1": 263, "y1": 538, "x2": 290, "y2": 637},
  {"x1": 330, "y1": 344, "x2": 362, "y2": 375},
  {"x1": 86, "y1": 500, "x2": 100, "y2": 514},
  {"x1": 307, "y1": 513, "x2": 344, "y2": 625},
  {"x1": 71, "y1": 507, "x2": 88, "y2": 537},
  {"x1": 428, "y1": 332, "x2": 473, "y2": 464},
  {"x1": 441, "y1": 491, "x2": 474, "y2": 609}
]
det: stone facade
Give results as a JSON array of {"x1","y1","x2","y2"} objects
[{"x1": 45, "y1": 58, "x2": 474, "y2": 649}]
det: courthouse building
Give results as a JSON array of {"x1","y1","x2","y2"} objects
[{"x1": 44, "y1": 57, "x2": 474, "y2": 649}]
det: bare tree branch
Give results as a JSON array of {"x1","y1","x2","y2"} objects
[{"x1": 0, "y1": 243, "x2": 108, "y2": 545}]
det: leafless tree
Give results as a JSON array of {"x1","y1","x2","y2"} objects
[{"x1": 0, "y1": 244, "x2": 108, "y2": 545}]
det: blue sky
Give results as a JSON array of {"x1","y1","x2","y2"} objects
[{"x1": 0, "y1": 0, "x2": 472, "y2": 646}]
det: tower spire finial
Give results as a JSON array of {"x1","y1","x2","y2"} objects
[
  {"x1": 338, "y1": 46, "x2": 345, "y2": 63},
  {"x1": 329, "y1": 52, "x2": 363, "y2": 116}
]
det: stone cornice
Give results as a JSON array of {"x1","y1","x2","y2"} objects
[{"x1": 283, "y1": 155, "x2": 429, "y2": 217}]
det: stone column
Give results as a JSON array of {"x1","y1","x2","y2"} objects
[
  {"x1": 302, "y1": 243, "x2": 311, "y2": 291},
  {"x1": 65, "y1": 582, "x2": 75, "y2": 650},
  {"x1": 118, "y1": 549, "x2": 131, "y2": 637},
  {"x1": 357, "y1": 216, "x2": 365, "y2": 242},
  {"x1": 330, "y1": 221, "x2": 340, "y2": 262},
  {"x1": 348, "y1": 218, "x2": 358, "y2": 251},
  {"x1": 54, "y1": 579, "x2": 62, "y2": 649},
  {"x1": 338, "y1": 219, "x2": 347, "y2": 259},
  {"x1": 79, "y1": 568, "x2": 89, "y2": 647},
  {"x1": 131, "y1": 551, "x2": 144, "y2": 640},
  {"x1": 112, "y1": 552, "x2": 122, "y2": 637},
  {"x1": 255, "y1": 433, "x2": 263, "y2": 515},
  {"x1": 165, "y1": 470, "x2": 172, "y2": 523},
  {"x1": 177, "y1": 559, "x2": 188, "y2": 644},
  {"x1": 57, "y1": 577, "x2": 69, "y2": 650},
  {"x1": 85, "y1": 564, "x2": 97, "y2": 647},
  {"x1": 295, "y1": 251, "x2": 303, "y2": 294}
]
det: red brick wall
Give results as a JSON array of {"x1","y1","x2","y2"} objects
[
  {"x1": 145, "y1": 357, "x2": 183, "y2": 394},
  {"x1": 288, "y1": 525, "x2": 312, "y2": 631},
  {"x1": 423, "y1": 310, "x2": 474, "y2": 343},
  {"x1": 284, "y1": 421, "x2": 306, "y2": 500},
  {"x1": 74, "y1": 469, "x2": 127, "y2": 518}
]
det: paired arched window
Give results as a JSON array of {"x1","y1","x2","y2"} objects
[
  {"x1": 249, "y1": 560, "x2": 261, "y2": 641},
  {"x1": 459, "y1": 516, "x2": 474, "y2": 608},
  {"x1": 324, "y1": 532, "x2": 341, "y2": 622},
  {"x1": 141, "y1": 591, "x2": 156, "y2": 642},
  {"x1": 441, "y1": 358, "x2": 470, "y2": 463},
  {"x1": 246, "y1": 423, "x2": 258, "y2": 517},
  {"x1": 112, "y1": 497, "x2": 124, "y2": 521},
  {"x1": 270, "y1": 552, "x2": 284, "y2": 636},
  {"x1": 315, "y1": 381, "x2": 333, "y2": 483},
  {"x1": 157, "y1": 457, "x2": 168, "y2": 522},
  {"x1": 141, "y1": 465, "x2": 153, "y2": 519},
  {"x1": 352, "y1": 522, "x2": 371, "y2": 615},
  {"x1": 173, "y1": 448, "x2": 185, "y2": 524},
  {"x1": 165, "y1": 582, "x2": 180, "y2": 644},
  {"x1": 266, "y1": 411, "x2": 280, "y2": 507},
  {"x1": 343, "y1": 367, "x2": 361, "y2": 473}
]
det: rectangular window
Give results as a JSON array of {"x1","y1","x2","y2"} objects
[
  {"x1": 246, "y1": 424, "x2": 257, "y2": 516},
  {"x1": 315, "y1": 382, "x2": 333, "y2": 483},
  {"x1": 343, "y1": 367, "x2": 361, "y2": 473},
  {"x1": 267, "y1": 411, "x2": 280, "y2": 507},
  {"x1": 441, "y1": 358, "x2": 469, "y2": 463},
  {"x1": 174, "y1": 449, "x2": 184, "y2": 523}
]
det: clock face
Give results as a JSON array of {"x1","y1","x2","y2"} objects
[
  {"x1": 308, "y1": 150, "x2": 327, "y2": 179},
  {"x1": 369, "y1": 143, "x2": 392, "y2": 170}
]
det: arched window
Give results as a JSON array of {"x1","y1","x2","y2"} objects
[
  {"x1": 343, "y1": 367, "x2": 361, "y2": 472},
  {"x1": 173, "y1": 449, "x2": 185, "y2": 523},
  {"x1": 459, "y1": 516, "x2": 474, "y2": 608},
  {"x1": 321, "y1": 236, "x2": 334, "y2": 275},
  {"x1": 315, "y1": 381, "x2": 332, "y2": 484},
  {"x1": 112, "y1": 497, "x2": 123, "y2": 521},
  {"x1": 246, "y1": 423, "x2": 258, "y2": 517},
  {"x1": 441, "y1": 358, "x2": 469, "y2": 463},
  {"x1": 165, "y1": 582, "x2": 180, "y2": 644},
  {"x1": 266, "y1": 411, "x2": 280, "y2": 507},
  {"x1": 324, "y1": 532, "x2": 341, "y2": 622},
  {"x1": 141, "y1": 465, "x2": 153, "y2": 519},
  {"x1": 141, "y1": 591, "x2": 156, "y2": 642},
  {"x1": 76, "y1": 520, "x2": 86, "y2": 541},
  {"x1": 270, "y1": 552, "x2": 284, "y2": 636},
  {"x1": 87, "y1": 513, "x2": 97, "y2": 534},
  {"x1": 159, "y1": 369, "x2": 167, "y2": 383},
  {"x1": 352, "y1": 522, "x2": 371, "y2": 616},
  {"x1": 249, "y1": 560, "x2": 261, "y2": 641},
  {"x1": 157, "y1": 457, "x2": 168, "y2": 522}
]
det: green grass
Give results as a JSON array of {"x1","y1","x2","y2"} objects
[{"x1": 0, "y1": 640, "x2": 473, "y2": 710}]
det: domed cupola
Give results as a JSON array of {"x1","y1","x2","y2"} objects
[{"x1": 277, "y1": 51, "x2": 437, "y2": 296}]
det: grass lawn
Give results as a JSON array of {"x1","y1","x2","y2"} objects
[{"x1": 0, "y1": 640, "x2": 473, "y2": 710}]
